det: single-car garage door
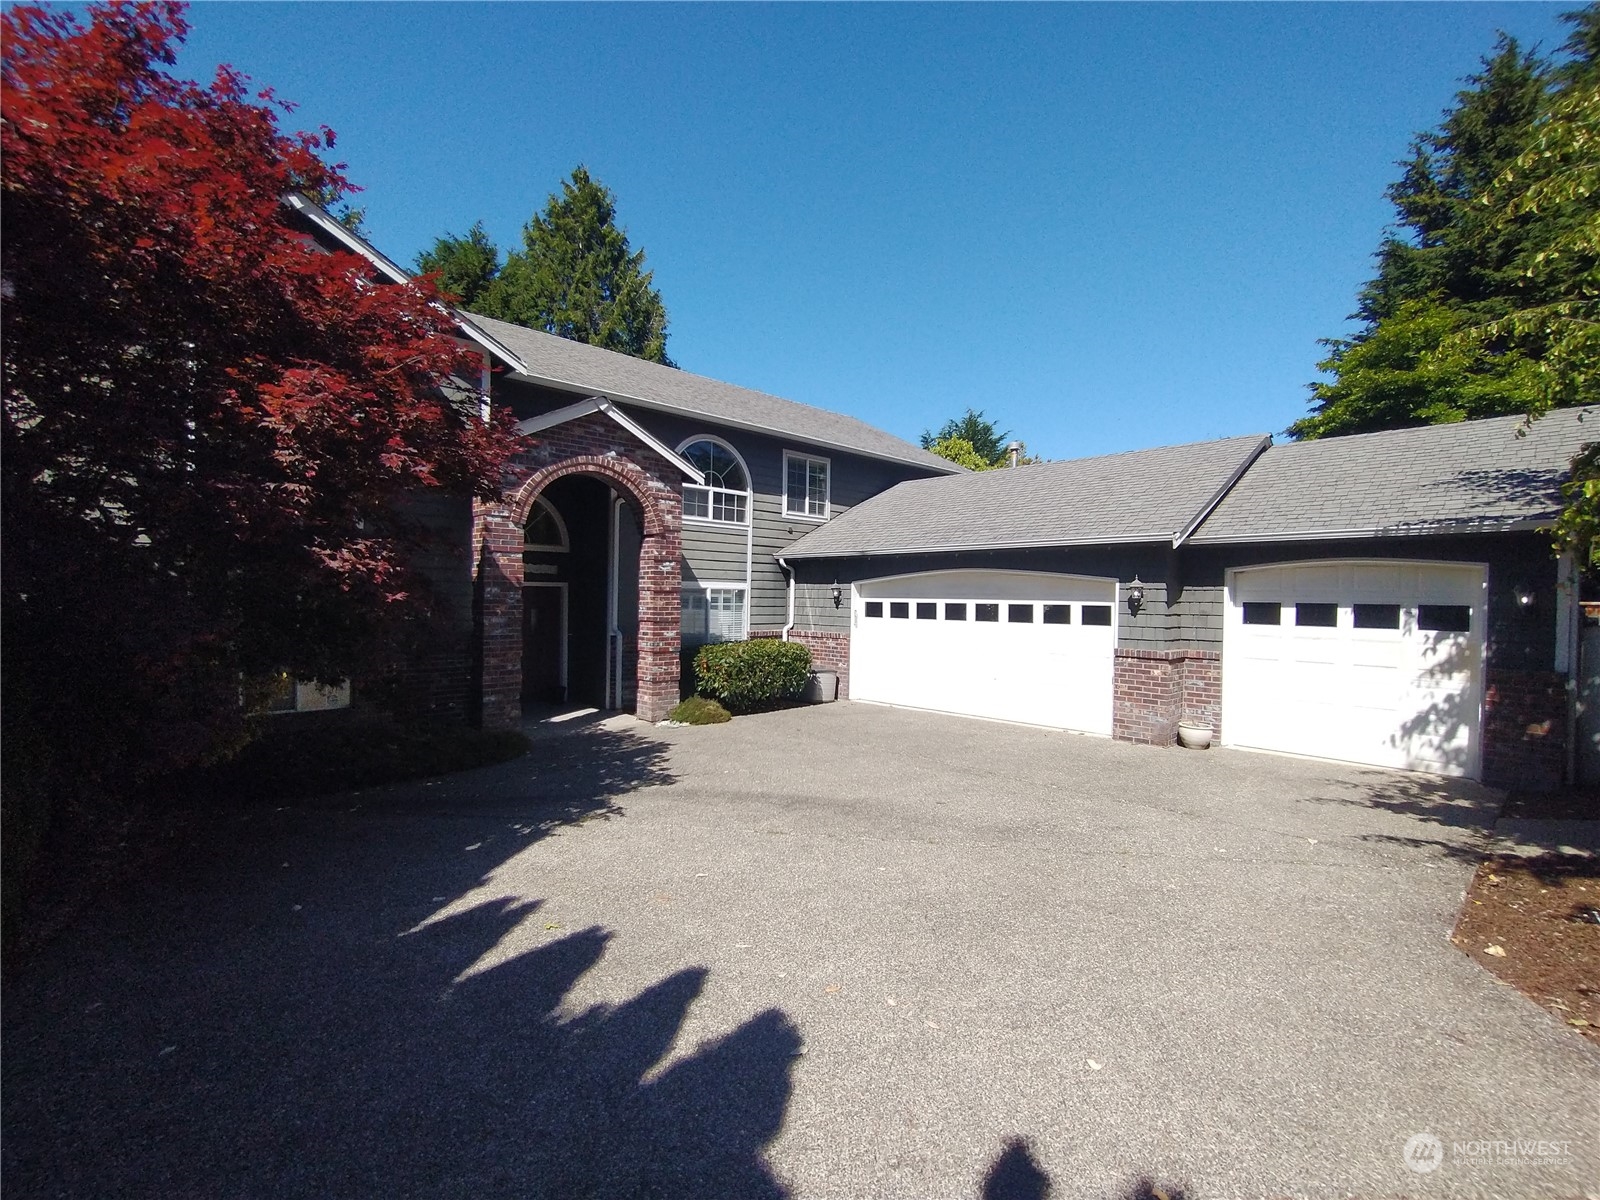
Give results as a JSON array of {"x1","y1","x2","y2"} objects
[
  {"x1": 851, "y1": 570, "x2": 1115, "y2": 735},
  {"x1": 1223, "y1": 560, "x2": 1486, "y2": 777}
]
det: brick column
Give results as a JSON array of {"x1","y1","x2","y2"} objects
[
  {"x1": 1483, "y1": 667, "x2": 1567, "y2": 790},
  {"x1": 1113, "y1": 648, "x2": 1220, "y2": 747},
  {"x1": 473, "y1": 501, "x2": 524, "y2": 730},
  {"x1": 635, "y1": 523, "x2": 682, "y2": 723}
]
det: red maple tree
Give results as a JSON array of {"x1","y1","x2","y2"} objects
[{"x1": 2, "y1": 3, "x2": 521, "y2": 830}]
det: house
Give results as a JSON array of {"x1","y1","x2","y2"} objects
[
  {"x1": 779, "y1": 409, "x2": 1596, "y2": 788},
  {"x1": 278, "y1": 195, "x2": 959, "y2": 729},
  {"x1": 284, "y1": 196, "x2": 1595, "y2": 788},
  {"x1": 456, "y1": 312, "x2": 961, "y2": 728}
]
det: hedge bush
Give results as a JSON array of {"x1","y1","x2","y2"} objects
[{"x1": 693, "y1": 638, "x2": 811, "y2": 713}]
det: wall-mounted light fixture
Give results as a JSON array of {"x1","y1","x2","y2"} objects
[
  {"x1": 1515, "y1": 585, "x2": 1537, "y2": 610},
  {"x1": 831, "y1": 581, "x2": 843, "y2": 609},
  {"x1": 1127, "y1": 576, "x2": 1146, "y2": 617}
]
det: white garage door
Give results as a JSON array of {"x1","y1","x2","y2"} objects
[
  {"x1": 851, "y1": 570, "x2": 1115, "y2": 735},
  {"x1": 1223, "y1": 561, "x2": 1486, "y2": 777}
]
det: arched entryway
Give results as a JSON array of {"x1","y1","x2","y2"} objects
[{"x1": 474, "y1": 454, "x2": 683, "y2": 727}]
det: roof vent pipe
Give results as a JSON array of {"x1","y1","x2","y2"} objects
[{"x1": 1006, "y1": 441, "x2": 1023, "y2": 468}]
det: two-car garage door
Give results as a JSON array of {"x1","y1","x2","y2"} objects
[
  {"x1": 1223, "y1": 561, "x2": 1486, "y2": 777},
  {"x1": 851, "y1": 570, "x2": 1115, "y2": 735}
]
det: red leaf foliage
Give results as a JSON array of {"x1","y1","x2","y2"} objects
[{"x1": 2, "y1": 2, "x2": 523, "y2": 795}]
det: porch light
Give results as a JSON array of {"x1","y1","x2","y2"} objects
[
  {"x1": 831, "y1": 582, "x2": 843, "y2": 608},
  {"x1": 1515, "y1": 585, "x2": 1537, "y2": 610},
  {"x1": 1127, "y1": 577, "x2": 1146, "y2": 617}
]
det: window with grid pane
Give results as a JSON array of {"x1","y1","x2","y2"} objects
[
  {"x1": 784, "y1": 453, "x2": 829, "y2": 519},
  {"x1": 681, "y1": 587, "x2": 745, "y2": 646},
  {"x1": 680, "y1": 440, "x2": 749, "y2": 525}
]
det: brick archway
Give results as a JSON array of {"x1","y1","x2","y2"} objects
[{"x1": 474, "y1": 443, "x2": 683, "y2": 728}]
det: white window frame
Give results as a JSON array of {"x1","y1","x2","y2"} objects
[
  {"x1": 681, "y1": 582, "x2": 749, "y2": 646},
  {"x1": 524, "y1": 494, "x2": 570, "y2": 552},
  {"x1": 265, "y1": 676, "x2": 351, "y2": 714},
  {"x1": 783, "y1": 450, "x2": 831, "y2": 522},
  {"x1": 677, "y1": 436, "x2": 751, "y2": 527}
]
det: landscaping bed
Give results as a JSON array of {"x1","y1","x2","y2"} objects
[
  {"x1": 1451, "y1": 854, "x2": 1600, "y2": 1045},
  {"x1": 189, "y1": 714, "x2": 531, "y2": 802}
]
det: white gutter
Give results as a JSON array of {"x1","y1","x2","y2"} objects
[
  {"x1": 1184, "y1": 516, "x2": 1555, "y2": 545},
  {"x1": 781, "y1": 531, "x2": 1167, "y2": 561},
  {"x1": 776, "y1": 555, "x2": 796, "y2": 642}
]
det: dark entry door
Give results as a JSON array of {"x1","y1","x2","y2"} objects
[{"x1": 522, "y1": 586, "x2": 565, "y2": 704}]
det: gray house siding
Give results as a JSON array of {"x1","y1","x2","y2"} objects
[
  {"x1": 789, "y1": 532, "x2": 1562, "y2": 669},
  {"x1": 611, "y1": 408, "x2": 944, "y2": 633},
  {"x1": 790, "y1": 545, "x2": 1177, "y2": 650},
  {"x1": 490, "y1": 375, "x2": 946, "y2": 638}
]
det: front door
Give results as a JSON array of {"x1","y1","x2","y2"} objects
[{"x1": 522, "y1": 585, "x2": 566, "y2": 704}]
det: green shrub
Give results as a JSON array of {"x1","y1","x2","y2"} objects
[
  {"x1": 693, "y1": 638, "x2": 811, "y2": 714},
  {"x1": 668, "y1": 696, "x2": 732, "y2": 725}
]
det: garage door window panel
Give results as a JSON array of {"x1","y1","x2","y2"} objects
[
  {"x1": 1296, "y1": 603, "x2": 1338, "y2": 628},
  {"x1": 1418, "y1": 605, "x2": 1471, "y2": 633},
  {"x1": 890, "y1": 602, "x2": 910, "y2": 619},
  {"x1": 1243, "y1": 602, "x2": 1282, "y2": 626},
  {"x1": 1008, "y1": 604, "x2": 1034, "y2": 623},
  {"x1": 1043, "y1": 604, "x2": 1071, "y2": 625},
  {"x1": 865, "y1": 601, "x2": 883, "y2": 618},
  {"x1": 1081, "y1": 605, "x2": 1112, "y2": 626},
  {"x1": 976, "y1": 604, "x2": 999, "y2": 622},
  {"x1": 945, "y1": 603, "x2": 967, "y2": 621}
]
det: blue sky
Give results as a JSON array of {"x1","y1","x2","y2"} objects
[{"x1": 174, "y1": 2, "x2": 1574, "y2": 460}]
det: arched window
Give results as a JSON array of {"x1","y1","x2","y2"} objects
[
  {"x1": 524, "y1": 495, "x2": 570, "y2": 552},
  {"x1": 678, "y1": 437, "x2": 750, "y2": 525}
]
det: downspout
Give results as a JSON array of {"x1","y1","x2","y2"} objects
[{"x1": 776, "y1": 555, "x2": 796, "y2": 642}]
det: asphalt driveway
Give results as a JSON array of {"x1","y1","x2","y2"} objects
[{"x1": 4, "y1": 702, "x2": 1597, "y2": 1199}]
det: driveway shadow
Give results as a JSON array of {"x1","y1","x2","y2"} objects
[
  {"x1": 2, "y1": 722, "x2": 802, "y2": 1199},
  {"x1": 1300, "y1": 768, "x2": 1503, "y2": 862}
]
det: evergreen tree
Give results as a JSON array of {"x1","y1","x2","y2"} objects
[
  {"x1": 1292, "y1": 37, "x2": 1552, "y2": 438},
  {"x1": 920, "y1": 409, "x2": 1011, "y2": 465},
  {"x1": 482, "y1": 166, "x2": 674, "y2": 365},
  {"x1": 415, "y1": 221, "x2": 499, "y2": 310}
]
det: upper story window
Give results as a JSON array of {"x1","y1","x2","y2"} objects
[
  {"x1": 784, "y1": 451, "x2": 830, "y2": 520},
  {"x1": 679, "y1": 438, "x2": 750, "y2": 525},
  {"x1": 524, "y1": 495, "x2": 570, "y2": 552}
]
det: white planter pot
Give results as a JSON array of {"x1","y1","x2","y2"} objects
[
  {"x1": 1176, "y1": 722, "x2": 1214, "y2": 750},
  {"x1": 803, "y1": 670, "x2": 839, "y2": 703}
]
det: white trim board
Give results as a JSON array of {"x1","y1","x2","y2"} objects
[{"x1": 516, "y1": 398, "x2": 705, "y2": 486}]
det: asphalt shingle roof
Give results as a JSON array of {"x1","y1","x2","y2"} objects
[
  {"x1": 463, "y1": 314, "x2": 959, "y2": 474},
  {"x1": 1189, "y1": 409, "x2": 1596, "y2": 543},
  {"x1": 780, "y1": 434, "x2": 1271, "y2": 558}
]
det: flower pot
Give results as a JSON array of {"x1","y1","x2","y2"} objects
[{"x1": 1176, "y1": 722, "x2": 1214, "y2": 750}]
